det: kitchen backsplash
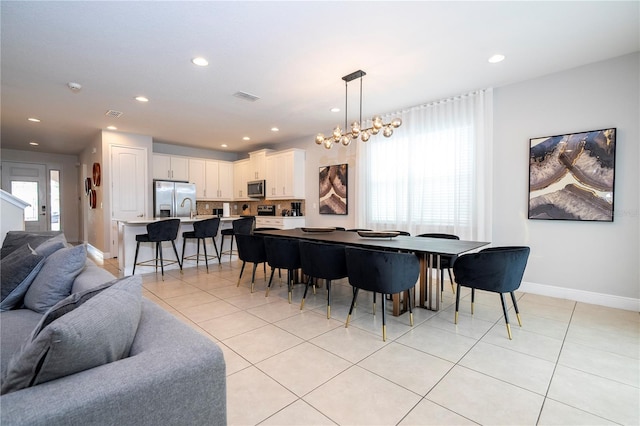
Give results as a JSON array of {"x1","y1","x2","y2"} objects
[{"x1": 195, "y1": 200, "x2": 305, "y2": 217}]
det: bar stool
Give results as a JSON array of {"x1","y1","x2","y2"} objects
[
  {"x1": 181, "y1": 217, "x2": 221, "y2": 272},
  {"x1": 132, "y1": 218, "x2": 182, "y2": 280}
]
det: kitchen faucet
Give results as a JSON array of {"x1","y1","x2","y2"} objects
[{"x1": 180, "y1": 197, "x2": 196, "y2": 219}]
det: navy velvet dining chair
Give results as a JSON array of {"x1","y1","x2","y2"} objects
[
  {"x1": 298, "y1": 240, "x2": 348, "y2": 319},
  {"x1": 416, "y1": 233, "x2": 460, "y2": 296},
  {"x1": 453, "y1": 246, "x2": 530, "y2": 339},
  {"x1": 264, "y1": 237, "x2": 302, "y2": 303},
  {"x1": 345, "y1": 247, "x2": 420, "y2": 341},
  {"x1": 234, "y1": 233, "x2": 268, "y2": 293}
]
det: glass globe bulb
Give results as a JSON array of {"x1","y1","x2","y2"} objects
[
  {"x1": 361, "y1": 130, "x2": 370, "y2": 142},
  {"x1": 391, "y1": 118, "x2": 402, "y2": 128},
  {"x1": 372, "y1": 115, "x2": 383, "y2": 129},
  {"x1": 315, "y1": 133, "x2": 325, "y2": 145},
  {"x1": 324, "y1": 139, "x2": 333, "y2": 149},
  {"x1": 351, "y1": 121, "x2": 361, "y2": 131},
  {"x1": 332, "y1": 126, "x2": 342, "y2": 139},
  {"x1": 371, "y1": 127, "x2": 379, "y2": 135},
  {"x1": 383, "y1": 126, "x2": 393, "y2": 137},
  {"x1": 340, "y1": 135, "x2": 351, "y2": 146}
]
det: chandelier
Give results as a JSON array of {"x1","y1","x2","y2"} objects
[{"x1": 315, "y1": 70, "x2": 402, "y2": 149}]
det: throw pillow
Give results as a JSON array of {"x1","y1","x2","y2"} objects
[
  {"x1": 0, "y1": 231, "x2": 64, "y2": 259},
  {"x1": 0, "y1": 245, "x2": 45, "y2": 312},
  {"x1": 23, "y1": 244, "x2": 87, "y2": 314},
  {"x1": 34, "y1": 234, "x2": 67, "y2": 258},
  {"x1": 1, "y1": 275, "x2": 142, "y2": 395}
]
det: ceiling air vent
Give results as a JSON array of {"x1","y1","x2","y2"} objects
[
  {"x1": 233, "y1": 91, "x2": 260, "y2": 102},
  {"x1": 105, "y1": 110, "x2": 124, "y2": 118}
]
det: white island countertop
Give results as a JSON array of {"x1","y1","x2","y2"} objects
[{"x1": 116, "y1": 215, "x2": 241, "y2": 225}]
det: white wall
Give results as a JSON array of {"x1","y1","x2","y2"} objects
[
  {"x1": 279, "y1": 53, "x2": 639, "y2": 310},
  {"x1": 79, "y1": 130, "x2": 153, "y2": 256},
  {"x1": 493, "y1": 53, "x2": 639, "y2": 307}
]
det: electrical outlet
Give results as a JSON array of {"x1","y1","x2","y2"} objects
[
  {"x1": 205, "y1": 204, "x2": 209, "y2": 209},
  {"x1": 277, "y1": 204, "x2": 281, "y2": 209}
]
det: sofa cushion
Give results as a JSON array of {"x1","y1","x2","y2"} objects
[
  {"x1": 34, "y1": 234, "x2": 67, "y2": 258},
  {"x1": 23, "y1": 244, "x2": 87, "y2": 314},
  {"x1": 0, "y1": 245, "x2": 45, "y2": 312},
  {"x1": 0, "y1": 275, "x2": 142, "y2": 395},
  {"x1": 1, "y1": 231, "x2": 64, "y2": 259},
  {"x1": 0, "y1": 309, "x2": 43, "y2": 376}
]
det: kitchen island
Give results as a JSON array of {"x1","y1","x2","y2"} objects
[{"x1": 116, "y1": 215, "x2": 240, "y2": 276}]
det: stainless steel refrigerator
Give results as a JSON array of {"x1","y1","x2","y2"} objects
[{"x1": 153, "y1": 180, "x2": 197, "y2": 218}]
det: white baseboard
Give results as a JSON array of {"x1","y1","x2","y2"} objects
[
  {"x1": 86, "y1": 244, "x2": 110, "y2": 261},
  {"x1": 520, "y1": 281, "x2": 639, "y2": 312}
]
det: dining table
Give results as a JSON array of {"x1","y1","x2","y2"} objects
[{"x1": 254, "y1": 228, "x2": 489, "y2": 313}]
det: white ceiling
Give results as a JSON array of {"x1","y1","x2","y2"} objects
[{"x1": 1, "y1": 1, "x2": 638, "y2": 155}]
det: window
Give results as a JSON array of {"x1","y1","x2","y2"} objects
[{"x1": 357, "y1": 90, "x2": 492, "y2": 240}]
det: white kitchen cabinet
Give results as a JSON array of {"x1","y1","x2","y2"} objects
[
  {"x1": 188, "y1": 158, "x2": 233, "y2": 200},
  {"x1": 248, "y1": 149, "x2": 272, "y2": 181},
  {"x1": 233, "y1": 159, "x2": 250, "y2": 200},
  {"x1": 153, "y1": 154, "x2": 189, "y2": 181},
  {"x1": 255, "y1": 216, "x2": 305, "y2": 230},
  {"x1": 188, "y1": 158, "x2": 206, "y2": 198},
  {"x1": 265, "y1": 149, "x2": 305, "y2": 199}
]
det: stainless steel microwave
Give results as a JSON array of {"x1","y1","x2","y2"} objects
[{"x1": 247, "y1": 180, "x2": 265, "y2": 198}]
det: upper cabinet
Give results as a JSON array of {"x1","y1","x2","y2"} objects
[
  {"x1": 233, "y1": 159, "x2": 250, "y2": 200},
  {"x1": 189, "y1": 158, "x2": 233, "y2": 200},
  {"x1": 152, "y1": 154, "x2": 189, "y2": 181},
  {"x1": 248, "y1": 149, "x2": 272, "y2": 181},
  {"x1": 265, "y1": 149, "x2": 305, "y2": 200}
]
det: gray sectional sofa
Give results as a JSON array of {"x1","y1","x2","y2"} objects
[{"x1": 0, "y1": 231, "x2": 226, "y2": 425}]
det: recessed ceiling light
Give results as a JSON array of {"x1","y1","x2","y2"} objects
[
  {"x1": 271, "y1": 127, "x2": 279, "y2": 132},
  {"x1": 135, "y1": 96, "x2": 149, "y2": 102},
  {"x1": 221, "y1": 144, "x2": 228, "y2": 148},
  {"x1": 242, "y1": 136, "x2": 250, "y2": 141},
  {"x1": 488, "y1": 54, "x2": 505, "y2": 64},
  {"x1": 29, "y1": 141, "x2": 39, "y2": 146},
  {"x1": 330, "y1": 107, "x2": 340, "y2": 113},
  {"x1": 191, "y1": 57, "x2": 209, "y2": 66},
  {"x1": 27, "y1": 117, "x2": 41, "y2": 122},
  {"x1": 107, "y1": 126, "x2": 117, "y2": 130}
]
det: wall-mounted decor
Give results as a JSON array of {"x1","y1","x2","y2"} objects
[
  {"x1": 88, "y1": 189, "x2": 97, "y2": 209},
  {"x1": 84, "y1": 177, "x2": 92, "y2": 195},
  {"x1": 528, "y1": 128, "x2": 616, "y2": 222},
  {"x1": 319, "y1": 164, "x2": 348, "y2": 215},
  {"x1": 92, "y1": 162, "x2": 101, "y2": 187}
]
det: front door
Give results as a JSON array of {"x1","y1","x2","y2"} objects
[{"x1": 1, "y1": 162, "x2": 48, "y2": 231}]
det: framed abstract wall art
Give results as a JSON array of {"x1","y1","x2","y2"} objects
[
  {"x1": 528, "y1": 128, "x2": 616, "y2": 222},
  {"x1": 319, "y1": 163, "x2": 348, "y2": 215}
]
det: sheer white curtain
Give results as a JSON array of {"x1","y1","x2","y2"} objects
[{"x1": 355, "y1": 89, "x2": 493, "y2": 240}]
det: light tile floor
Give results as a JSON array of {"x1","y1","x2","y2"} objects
[{"x1": 99, "y1": 256, "x2": 639, "y2": 425}]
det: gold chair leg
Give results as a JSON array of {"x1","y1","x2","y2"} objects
[
  {"x1": 327, "y1": 305, "x2": 331, "y2": 319},
  {"x1": 345, "y1": 314, "x2": 351, "y2": 328},
  {"x1": 516, "y1": 313, "x2": 522, "y2": 327},
  {"x1": 410, "y1": 312, "x2": 414, "y2": 327},
  {"x1": 455, "y1": 311, "x2": 459, "y2": 324},
  {"x1": 471, "y1": 302, "x2": 474, "y2": 315},
  {"x1": 265, "y1": 287, "x2": 270, "y2": 297},
  {"x1": 299, "y1": 298, "x2": 305, "y2": 310},
  {"x1": 451, "y1": 283, "x2": 455, "y2": 293},
  {"x1": 506, "y1": 323, "x2": 512, "y2": 340},
  {"x1": 250, "y1": 282, "x2": 254, "y2": 293},
  {"x1": 382, "y1": 324, "x2": 387, "y2": 342}
]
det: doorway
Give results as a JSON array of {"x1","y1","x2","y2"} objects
[{"x1": 1, "y1": 162, "x2": 48, "y2": 231}]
